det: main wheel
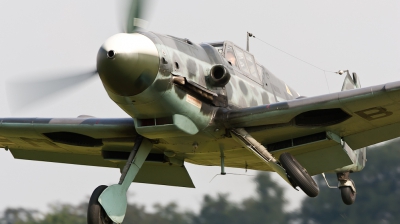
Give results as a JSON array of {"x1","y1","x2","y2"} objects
[
  {"x1": 280, "y1": 153, "x2": 319, "y2": 197},
  {"x1": 340, "y1": 180, "x2": 356, "y2": 205},
  {"x1": 87, "y1": 185, "x2": 114, "y2": 224}
]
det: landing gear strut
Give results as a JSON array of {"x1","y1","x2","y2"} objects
[
  {"x1": 337, "y1": 172, "x2": 356, "y2": 205},
  {"x1": 87, "y1": 136, "x2": 152, "y2": 224},
  {"x1": 280, "y1": 153, "x2": 319, "y2": 197}
]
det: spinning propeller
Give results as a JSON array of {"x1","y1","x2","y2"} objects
[{"x1": 6, "y1": 0, "x2": 152, "y2": 112}]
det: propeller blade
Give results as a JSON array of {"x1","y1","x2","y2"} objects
[
  {"x1": 126, "y1": 0, "x2": 147, "y2": 33},
  {"x1": 119, "y1": 0, "x2": 154, "y2": 33},
  {"x1": 6, "y1": 69, "x2": 97, "y2": 112}
]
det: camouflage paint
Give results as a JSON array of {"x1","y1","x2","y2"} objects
[
  {"x1": 2, "y1": 31, "x2": 399, "y2": 188},
  {"x1": 98, "y1": 31, "x2": 300, "y2": 134}
]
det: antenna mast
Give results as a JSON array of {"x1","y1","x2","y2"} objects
[{"x1": 246, "y1": 32, "x2": 255, "y2": 51}]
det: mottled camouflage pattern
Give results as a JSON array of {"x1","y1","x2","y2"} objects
[
  {"x1": 110, "y1": 32, "x2": 299, "y2": 123},
  {"x1": 3, "y1": 31, "x2": 400, "y2": 188}
]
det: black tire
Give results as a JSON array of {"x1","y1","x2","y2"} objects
[
  {"x1": 280, "y1": 153, "x2": 319, "y2": 197},
  {"x1": 87, "y1": 185, "x2": 114, "y2": 224},
  {"x1": 340, "y1": 185, "x2": 356, "y2": 205}
]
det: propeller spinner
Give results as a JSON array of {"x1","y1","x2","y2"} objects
[{"x1": 97, "y1": 33, "x2": 160, "y2": 96}]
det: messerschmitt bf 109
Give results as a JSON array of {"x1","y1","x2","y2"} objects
[{"x1": 1, "y1": 1, "x2": 400, "y2": 224}]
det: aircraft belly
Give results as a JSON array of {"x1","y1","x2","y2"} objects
[
  {"x1": 141, "y1": 128, "x2": 269, "y2": 172},
  {"x1": 184, "y1": 147, "x2": 273, "y2": 172}
]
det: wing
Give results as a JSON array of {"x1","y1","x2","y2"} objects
[
  {"x1": 218, "y1": 80, "x2": 400, "y2": 174},
  {"x1": 0, "y1": 117, "x2": 194, "y2": 188},
  {"x1": 0, "y1": 117, "x2": 136, "y2": 167}
]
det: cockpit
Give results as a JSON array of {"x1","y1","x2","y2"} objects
[{"x1": 208, "y1": 41, "x2": 263, "y2": 84}]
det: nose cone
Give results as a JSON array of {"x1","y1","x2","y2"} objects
[{"x1": 97, "y1": 33, "x2": 160, "y2": 96}]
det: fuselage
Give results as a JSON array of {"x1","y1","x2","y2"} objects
[{"x1": 97, "y1": 31, "x2": 299, "y2": 140}]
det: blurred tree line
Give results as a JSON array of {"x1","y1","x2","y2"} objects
[{"x1": 1, "y1": 138, "x2": 400, "y2": 224}]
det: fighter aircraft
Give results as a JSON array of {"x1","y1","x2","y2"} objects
[{"x1": 1, "y1": 1, "x2": 400, "y2": 224}]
